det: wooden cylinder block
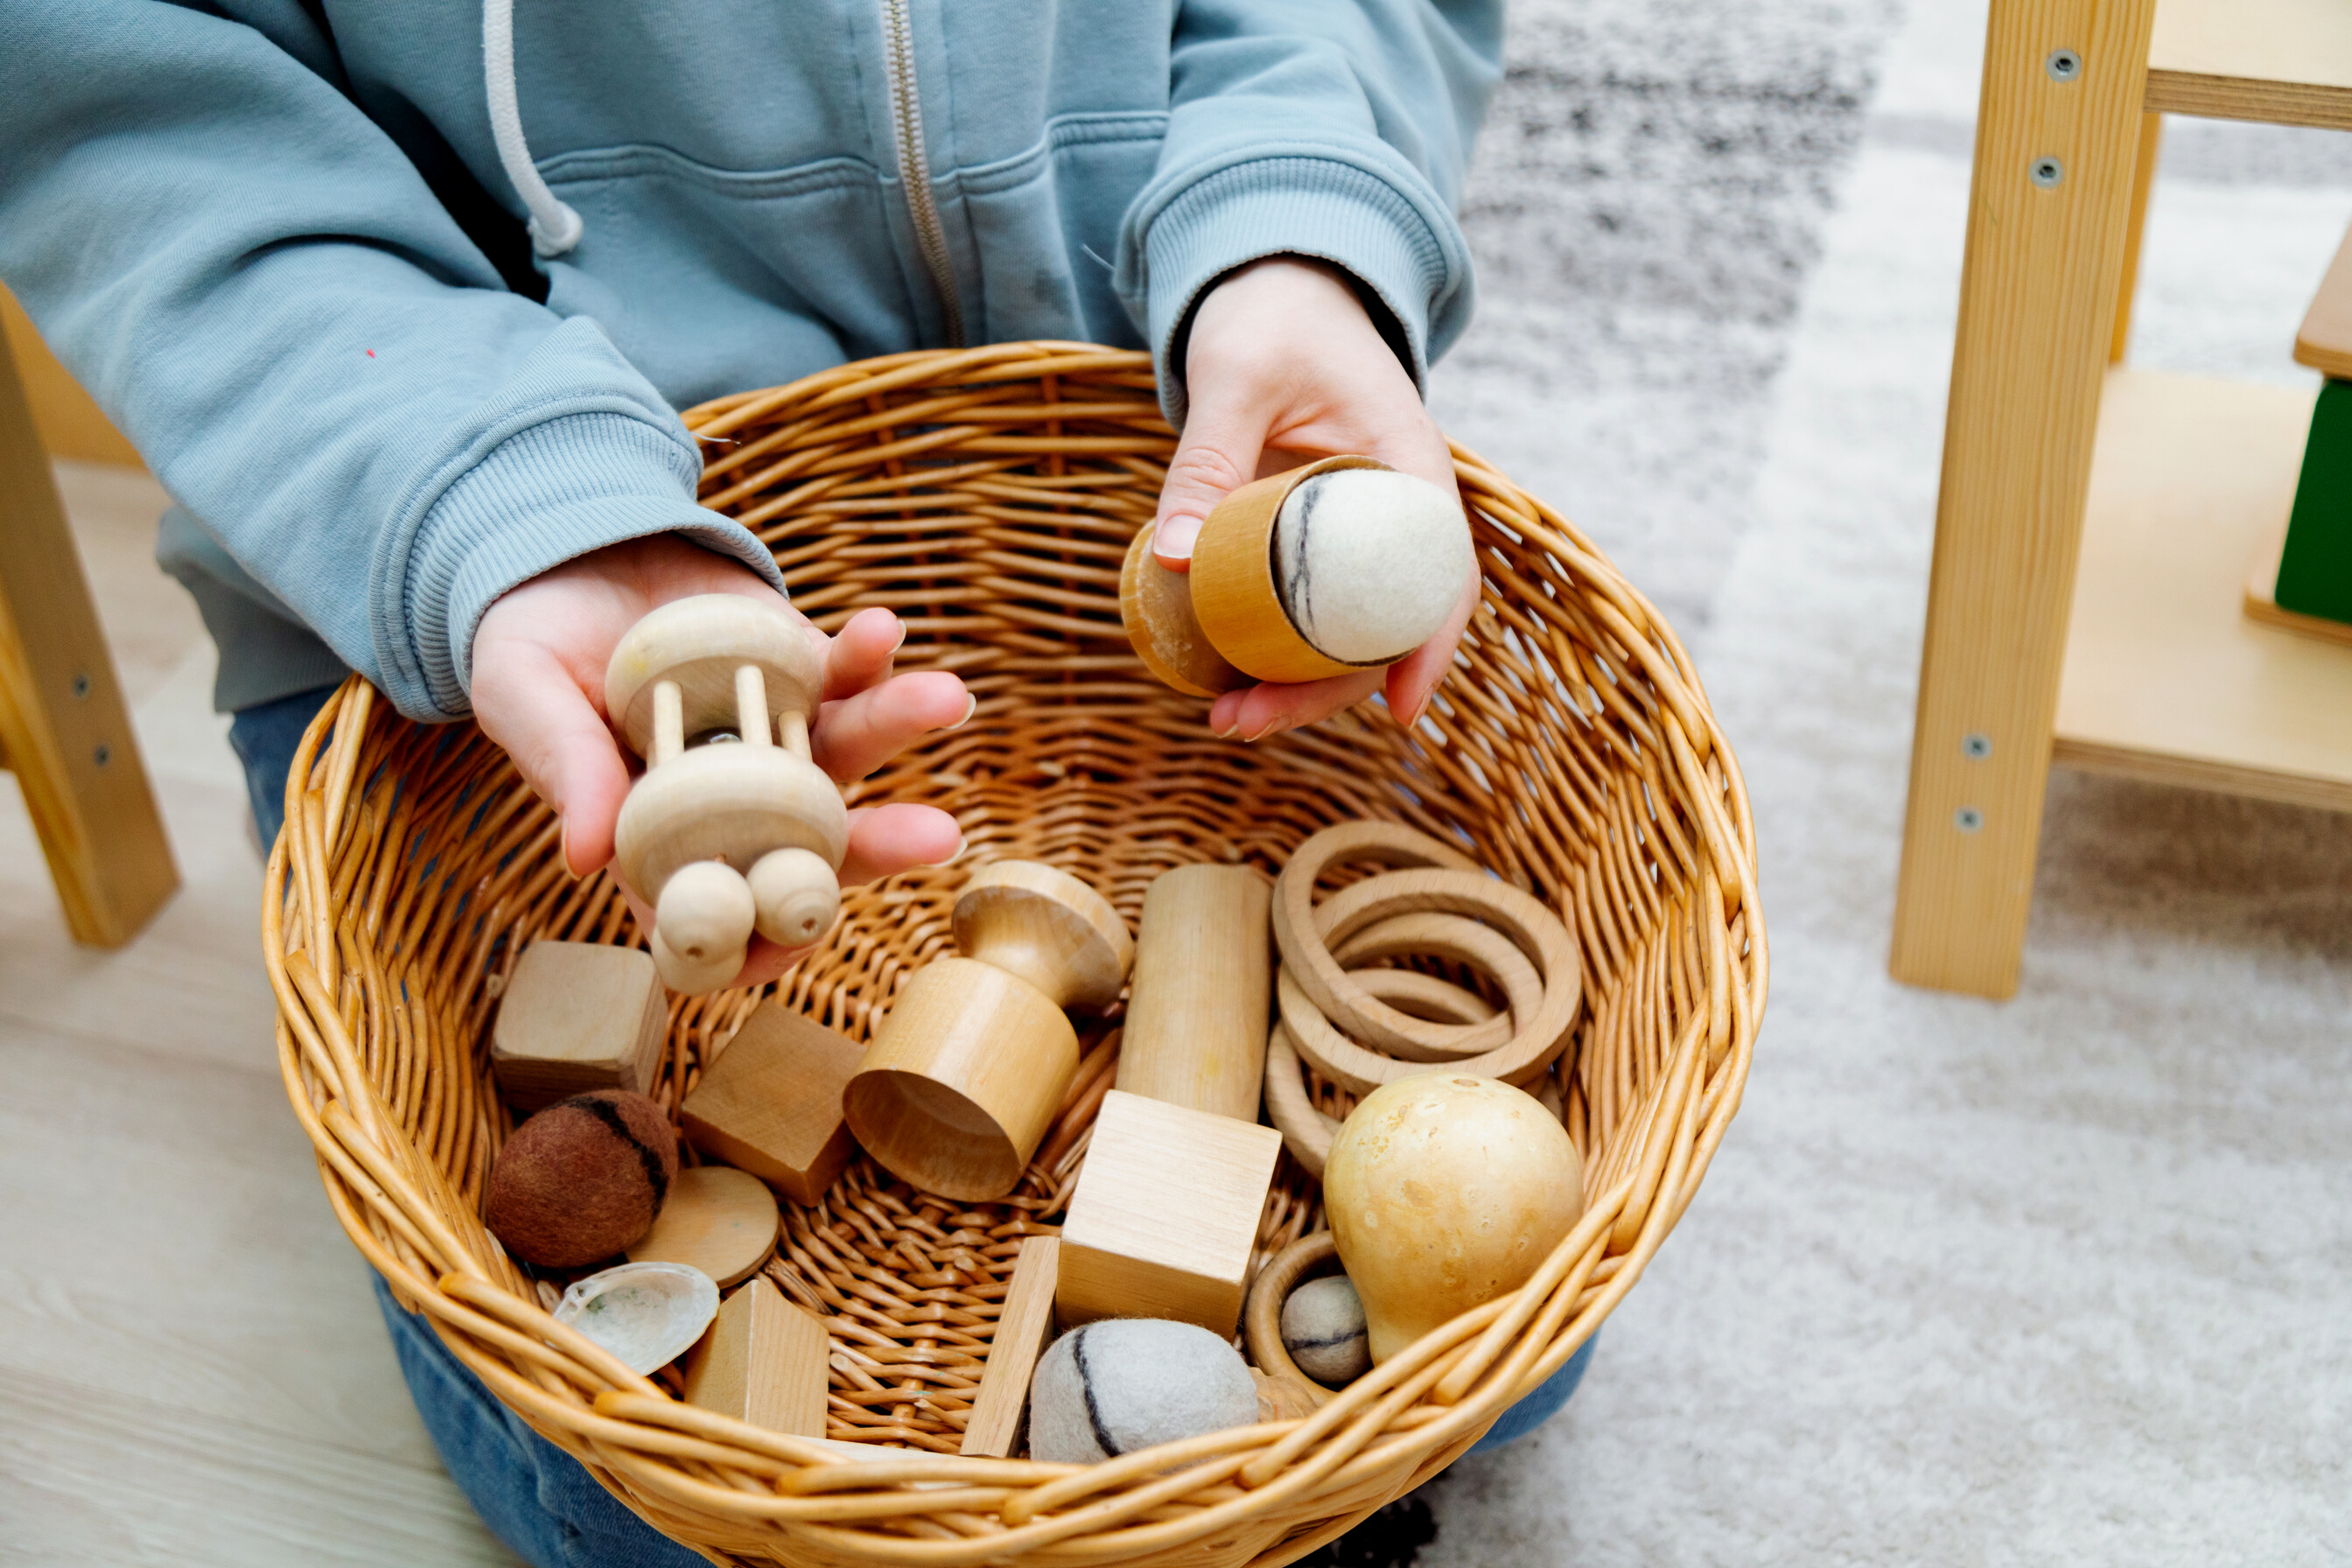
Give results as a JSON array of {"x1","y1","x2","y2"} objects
[
  {"x1": 1115, "y1": 864, "x2": 1272, "y2": 1120},
  {"x1": 844, "y1": 958, "x2": 1080, "y2": 1201},
  {"x1": 1187, "y1": 455, "x2": 1387, "y2": 685}
]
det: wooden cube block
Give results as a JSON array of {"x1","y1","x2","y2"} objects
[
  {"x1": 959, "y1": 1236, "x2": 1060, "y2": 1458},
  {"x1": 1055, "y1": 1090, "x2": 1282, "y2": 1337},
  {"x1": 680, "y1": 1004, "x2": 864, "y2": 1206},
  {"x1": 682, "y1": 1276, "x2": 829, "y2": 1437},
  {"x1": 490, "y1": 942, "x2": 668, "y2": 1113}
]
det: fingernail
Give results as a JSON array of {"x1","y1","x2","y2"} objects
[
  {"x1": 948, "y1": 693, "x2": 977, "y2": 730},
  {"x1": 1155, "y1": 514, "x2": 1203, "y2": 562},
  {"x1": 946, "y1": 833, "x2": 969, "y2": 864},
  {"x1": 1210, "y1": 710, "x2": 1241, "y2": 739},
  {"x1": 1402, "y1": 696, "x2": 1429, "y2": 731},
  {"x1": 891, "y1": 618, "x2": 908, "y2": 654},
  {"x1": 558, "y1": 819, "x2": 578, "y2": 878},
  {"x1": 1244, "y1": 716, "x2": 1288, "y2": 744}
]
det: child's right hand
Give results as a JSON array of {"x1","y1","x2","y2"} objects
[{"x1": 471, "y1": 535, "x2": 970, "y2": 984}]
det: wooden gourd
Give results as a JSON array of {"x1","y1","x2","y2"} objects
[
  {"x1": 843, "y1": 861, "x2": 1132, "y2": 1202},
  {"x1": 604, "y1": 595, "x2": 849, "y2": 995},
  {"x1": 1113, "y1": 864, "x2": 1272, "y2": 1121}
]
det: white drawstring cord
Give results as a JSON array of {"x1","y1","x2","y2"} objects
[{"x1": 483, "y1": 0, "x2": 582, "y2": 258}]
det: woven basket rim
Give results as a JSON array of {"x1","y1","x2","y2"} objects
[{"x1": 264, "y1": 341, "x2": 1767, "y2": 1568}]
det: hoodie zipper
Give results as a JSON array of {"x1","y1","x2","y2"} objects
[{"x1": 878, "y1": 0, "x2": 965, "y2": 347}]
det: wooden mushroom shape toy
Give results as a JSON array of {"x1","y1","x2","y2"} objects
[
  {"x1": 844, "y1": 861, "x2": 1132, "y2": 1201},
  {"x1": 604, "y1": 595, "x2": 849, "y2": 994},
  {"x1": 1120, "y1": 455, "x2": 1474, "y2": 696}
]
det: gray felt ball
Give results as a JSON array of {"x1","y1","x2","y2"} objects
[
  {"x1": 1272, "y1": 468, "x2": 1472, "y2": 666},
  {"x1": 1281, "y1": 1275, "x2": 1371, "y2": 1387},
  {"x1": 1026, "y1": 1320, "x2": 1258, "y2": 1464}
]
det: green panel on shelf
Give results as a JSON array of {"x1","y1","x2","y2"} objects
[{"x1": 2278, "y1": 377, "x2": 2352, "y2": 625}]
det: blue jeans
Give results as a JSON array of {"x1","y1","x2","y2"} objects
[{"x1": 234, "y1": 685, "x2": 1586, "y2": 1564}]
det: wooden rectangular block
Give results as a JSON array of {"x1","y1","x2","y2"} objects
[
  {"x1": 960, "y1": 1236, "x2": 1059, "y2": 1458},
  {"x1": 1055, "y1": 1090, "x2": 1282, "y2": 1337},
  {"x1": 490, "y1": 942, "x2": 668, "y2": 1113},
  {"x1": 682, "y1": 1276, "x2": 830, "y2": 1437},
  {"x1": 680, "y1": 1004, "x2": 863, "y2": 1206}
]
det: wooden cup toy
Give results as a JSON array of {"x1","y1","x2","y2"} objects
[
  {"x1": 1119, "y1": 455, "x2": 1473, "y2": 696},
  {"x1": 843, "y1": 861, "x2": 1132, "y2": 1202},
  {"x1": 604, "y1": 595, "x2": 849, "y2": 995}
]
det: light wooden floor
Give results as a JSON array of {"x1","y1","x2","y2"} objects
[{"x1": 0, "y1": 461, "x2": 522, "y2": 1564}]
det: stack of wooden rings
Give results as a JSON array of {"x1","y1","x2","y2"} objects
[{"x1": 1264, "y1": 822, "x2": 1582, "y2": 1176}]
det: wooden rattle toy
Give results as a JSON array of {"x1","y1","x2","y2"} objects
[
  {"x1": 485, "y1": 1089, "x2": 678, "y2": 1268},
  {"x1": 625, "y1": 1165, "x2": 780, "y2": 1289},
  {"x1": 1055, "y1": 1088, "x2": 1282, "y2": 1336},
  {"x1": 682, "y1": 1276, "x2": 830, "y2": 1436},
  {"x1": 1324, "y1": 1074, "x2": 1585, "y2": 1364},
  {"x1": 604, "y1": 594, "x2": 849, "y2": 994},
  {"x1": 679, "y1": 1004, "x2": 864, "y2": 1206},
  {"x1": 959, "y1": 1235, "x2": 1060, "y2": 1458},
  {"x1": 1114, "y1": 864, "x2": 1272, "y2": 1121},
  {"x1": 1121, "y1": 455, "x2": 1473, "y2": 695},
  {"x1": 843, "y1": 860, "x2": 1132, "y2": 1201},
  {"x1": 490, "y1": 941, "x2": 669, "y2": 1113}
]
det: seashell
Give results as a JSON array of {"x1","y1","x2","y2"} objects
[{"x1": 551, "y1": 1261, "x2": 720, "y2": 1374}]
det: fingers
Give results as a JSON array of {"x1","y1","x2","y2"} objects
[
  {"x1": 1383, "y1": 566, "x2": 1480, "y2": 732},
  {"x1": 838, "y1": 802, "x2": 965, "y2": 887},
  {"x1": 469, "y1": 639, "x2": 634, "y2": 876},
  {"x1": 1152, "y1": 410, "x2": 1261, "y2": 573},
  {"x1": 811, "y1": 669, "x2": 972, "y2": 782},
  {"x1": 1206, "y1": 668, "x2": 1385, "y2": 744},
  {"x1": 821, "y1": 606, "x2": 906, "y2": 700}
]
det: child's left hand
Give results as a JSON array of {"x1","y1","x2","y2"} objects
[{"x1": 472, "y1": 534, "x2": 970, "y2": 986}]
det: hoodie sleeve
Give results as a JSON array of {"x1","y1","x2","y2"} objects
[
  {"x1": 1114, "y1": 0, "x2": 1504, "y2": 425},
  {"x1": 0, "y1": 3, "x2": 787, "y2": 723}
]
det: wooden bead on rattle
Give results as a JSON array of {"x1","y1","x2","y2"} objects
[
  {"x1": 603, "y1": 596, "x2": 849, "y2": 994},
  {"x1": 1120, "y1": 455, "x2": 1473, "y2": 694},
  {"x1": 843, "y1": 861, "x2": 1132, "y2": 1201}
]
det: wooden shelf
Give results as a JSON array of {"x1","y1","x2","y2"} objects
[
  {"x1": 2146, "y1": 0, "x2": 2352, "y2": 130},
  {"x1": 2052, "y1": 369, "x2": 2352, "y2": 814}
]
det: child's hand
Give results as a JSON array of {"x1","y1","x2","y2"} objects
[
  {"x1": 472, "y1": 535, "x2": 970, "y2": 984},
  {"x1": 1151, "y1": 256, "x2": 1475, "y2": 742}
]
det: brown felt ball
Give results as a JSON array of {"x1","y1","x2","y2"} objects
[{"x1": 485, "y1": 1090, "x2": 679, "y2": 1268}]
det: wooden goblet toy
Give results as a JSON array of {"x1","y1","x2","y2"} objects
[
  {"x1": 844, "y1": 861, "x2": 1132, "y2": 1201},
  {"x1": 603, "y1": 595, "x2": 849, "y2": 994},
  {"x1": 1120, "y1": 455, "x2": 1474, "y2": 695}
]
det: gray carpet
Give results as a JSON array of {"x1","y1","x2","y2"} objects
[{"x1": 1389, "y1": 0, "x2": 2352, "y2": 1563}]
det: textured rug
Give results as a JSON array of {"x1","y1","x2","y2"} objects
[{"x1": 1352, "y1": 1, "x2": 2352, "y2": 1564}]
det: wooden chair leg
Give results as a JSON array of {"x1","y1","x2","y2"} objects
[
  {"x1": 2109, "y1": 112, "x2": 2165, "y2": 363},
  {"x1": 1890, "y1": 0, "x2": 2160, "y2": 998},
  {"x1": 0, "y1": 325, "x2": 178, "y2": 946}
]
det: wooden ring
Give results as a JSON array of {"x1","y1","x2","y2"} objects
[
  {"x1": 1271, "y1": 822, "x2": 1487, "y2": 1058},
  {"x1": 1326, "y1": 911, "x2": 1539, "y2": 1062},
  {"x1": 1242, "y1": 1231, "x2": 1341, "y2": 1402},
  {"x1": 1261, "y1": 970, "x2": 1494, "y2": 1177},
  {"x1": 1278, "y1": 869, "x2": 1581, "y2": 1094}
]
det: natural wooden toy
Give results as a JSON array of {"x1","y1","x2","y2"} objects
[
  {"x1": 1324, "y1": 1075, "x2": 1585, "y2": 1364},
  {"x1": 1026, "y1": 1319, "x2": 1258, "y2": 1465},
  {"x1": 679, "y1": 1004, "x2": 864, "y2": 1205},
  {"x1": 490, "y1": 941, "x2": 670, "y2": 1113},
  {"x1": 1055, "y1": 1088, "x2": 1282, "y2": 1336},
  {"x1": 1242, "y1": 1231, "x2": 1340, "y2": 1405},
  {"x1": 552, "y1": 1261, "x2": 720, "y2": 1376},
  {"x1": 603, "y1": 594, "x2": 850, "y2": 994},
  {"x1": 682, "y1": 1275, "x2": 829, "y2": 1436},
  {"x1": 1282, "y1": 1275, "x2": 1371, "y2": 1388},
  {"x1": 625, "y1": 1165, "x2": 780, "y2": 1288},
  {"x1": 484, "y1": 1089, "x2": 678, "y2": 1268},
  {"x1": 844, "y1": 861, "x2": 1131, "y2": 1201},
  {"x1": 1261, "y1": 967, "x2": 1496, "y2": 1178},
  {"x1": 1121, "y1": 456, "x2": 1474, "y2": 690},
  {"x1": 1114, "y1": 864, "x2": 1272, "y2": 1121},
  {"x1": 1251, "y1": 1368, "x2": 1323, "y2": 1424},
  {"x1": 959, "y1": 1236, "x2": 1060, "y2": 1458}
]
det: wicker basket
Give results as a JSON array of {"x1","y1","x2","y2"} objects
[{"x1": 265, "y1": 342, "x2": 1765, "y2": 1567}]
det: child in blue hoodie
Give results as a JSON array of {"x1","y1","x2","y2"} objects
[{"x1": 3, "y1": 3, "x2": 1530, "y2": 1559}]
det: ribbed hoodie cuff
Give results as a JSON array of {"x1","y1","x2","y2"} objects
[
  {"x1": 1138, "y1": 158, "x2": 1454, "y2": 429},
  {"x1": 376, "y1": 411, "x2": 788, "y2": 720}
]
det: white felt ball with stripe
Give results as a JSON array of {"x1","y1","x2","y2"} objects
[
  {"x1": 1272, "y1": 467, "x2": 1474, "y2": 667},
  {"x1": 1026, "y1": 1320, "x2": 1258, "y2": 1464},
  {"x1": 1281, "y1": 1274, "x2": 1371, "y2": 1387}
]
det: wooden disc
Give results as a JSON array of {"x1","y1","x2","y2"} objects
[
  {"x1": 1261, "y1": 970, "x2": 1494, "y2": 1177},
  {"x1": 1242, "y1": 1231, "x2": 1341, "y2": 1401},
  {"x1": 1119, "y1": 525, "x2": 1248, "y2": 697},
  {"x1": 1326, "y1": 911, "x2": 1541, "y2": 1062},
  {"x1": 626, "y1": 1166, "x2": 780, "y2": 1289},
  {"x1": 612, "y1": 745, "x2": 847, "y2": 900},
  {"x1": 952, "y1": 860, "x2": 1133, "y2": 1012},
  {"x1": 604, "y1": 595, "x2": 822, "y2": 758}
]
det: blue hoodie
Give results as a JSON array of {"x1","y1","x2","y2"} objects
[{"x1": 0, "y1": 2, "x2": 1500, "y2": 721}]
